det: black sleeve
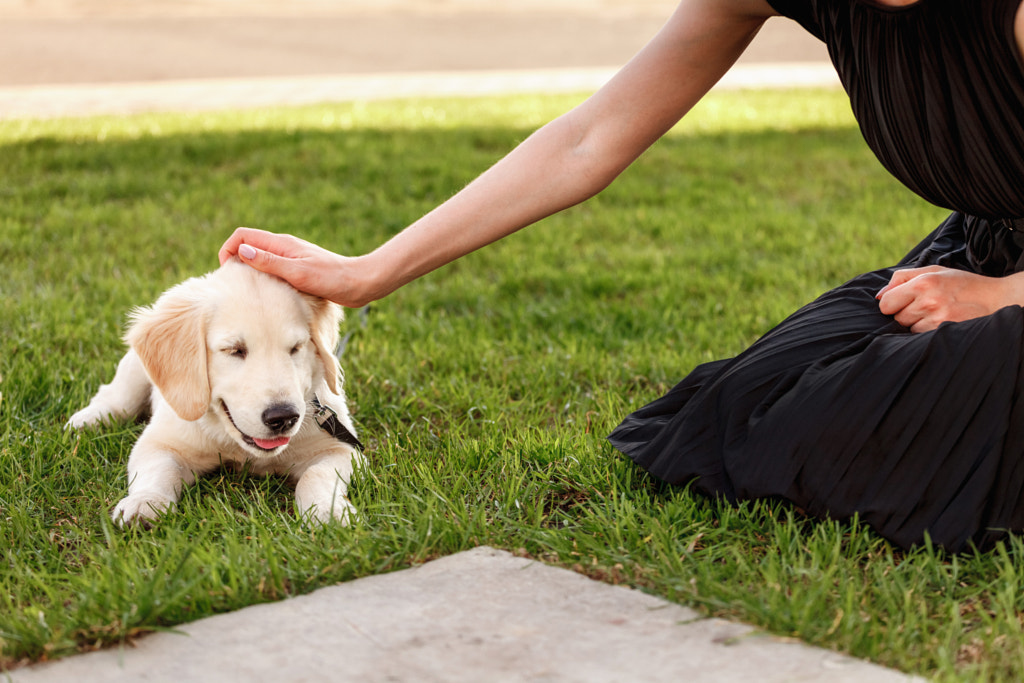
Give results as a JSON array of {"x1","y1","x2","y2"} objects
[{"x1": 765, "y1": 0, "x2": 826, "y2": 41}]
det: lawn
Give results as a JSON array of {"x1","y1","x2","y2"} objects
[{"x1": 2, "y1": 88, "x2": 1021, "y2": 680}]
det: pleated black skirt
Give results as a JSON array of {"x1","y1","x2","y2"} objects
[{"x1": 609, "y1": 213, "x2": 1024, "y2": 552}]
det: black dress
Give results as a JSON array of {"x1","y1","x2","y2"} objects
[{"x1": 608, "y1": 0, "x2": 1024, "y2": 553}]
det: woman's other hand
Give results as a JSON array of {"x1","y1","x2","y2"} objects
[{"x1": 876, "y1": 265, "x2": 1022, "y2": 332}]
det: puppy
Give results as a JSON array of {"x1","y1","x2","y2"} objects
[{"x1": 69, "y1": 259, "x2": 364, "y2": 526}]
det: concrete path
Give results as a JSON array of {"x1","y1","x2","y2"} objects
[
  {"x1": 0, "y1": 0, "x2": 837, "y2": 119},
  {"x1": 1, "y1": 3, "x2": 909, "y2": 682},
  {"x1": 9, "y1": 547, "x2": 920, "y2": 683}
]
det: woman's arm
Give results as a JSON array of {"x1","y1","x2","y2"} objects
[{"x1": 220, "y1": 0, "x2": 778, "y2": 306}]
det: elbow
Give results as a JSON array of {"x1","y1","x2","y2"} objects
[{"x1": 550, "y1": 114, "x2": 634, "y2": 200}]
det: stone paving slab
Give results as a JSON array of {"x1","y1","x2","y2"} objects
[{"x1": 9, "y1": 547, "x2": 921, "y2": 683}]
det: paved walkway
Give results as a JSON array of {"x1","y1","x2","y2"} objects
[
  {"x1": 1, "y1": 3, "x2": 911, "y2": 682},
  {"x1": 0, "y1": 0, "x2": 838, "y2": 118},
  {"x1": 11, "y1": 547, "x2": 921, "y2": 683}
]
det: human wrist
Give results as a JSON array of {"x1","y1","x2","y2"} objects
[
  {"x1": 335, "y1": 252, "x2": 394, "y2": 308},
  {"x1": 1002, "y1": 271, "x2": 1024, "y2": 308}
]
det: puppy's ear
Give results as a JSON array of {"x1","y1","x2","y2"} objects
[
  {"x1": 126, "y1": 282, "x2": 210, "y2": 421},
  {"x1": 306, "y1": 296, "x2": 343, "y2": 394}
]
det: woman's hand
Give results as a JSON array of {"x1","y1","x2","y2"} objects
[
  {"x1": 219, "y1": 227, "x2": 382, "y2": 308},
  {"x1": 876, "y1": 265, "x2": 1021, "y2": 333}
]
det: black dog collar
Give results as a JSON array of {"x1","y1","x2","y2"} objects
[{"x1": 312, "y1": 396, "x2": 364, "y2": 451}]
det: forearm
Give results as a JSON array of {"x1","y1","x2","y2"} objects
[
  {"x1": 358, "y1": 113, "x2": 626, "y2": 299},
  {"x1": 221, "y1": 0, "x2": 773, "y2": 307},
  {"x1": 219, "y1": 117, "x2": 621, "y2": 309},
  {"x1": 1000, "y1": 270, "x2": 1024, "y2": 307},
  {"x1": 355, "y1": 3, "x2": 768, "y2": 300}
]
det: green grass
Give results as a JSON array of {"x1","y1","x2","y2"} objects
[{"x1": 2, "y1": 89, "x2": 1021, "y2": 679}]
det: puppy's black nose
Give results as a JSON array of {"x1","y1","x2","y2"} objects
[{"x1": 262, "y1": 404, "x2": 300, "y2": 433}]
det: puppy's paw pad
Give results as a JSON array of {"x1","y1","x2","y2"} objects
[{"x1": 112, "y1": 494, "x2": 175, "y2": 527}]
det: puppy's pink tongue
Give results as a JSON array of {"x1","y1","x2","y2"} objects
[{"x1": 254, "y1": 436, "x2": 290, "y2": 450}]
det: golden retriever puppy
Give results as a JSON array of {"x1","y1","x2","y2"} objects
[{"x1": 69, "y1": 259, "x2": 364, "y2": 526}]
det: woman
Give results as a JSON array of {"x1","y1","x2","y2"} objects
[{"x1": 221, "y1": 0, "x2": 1024, "y2": 552}]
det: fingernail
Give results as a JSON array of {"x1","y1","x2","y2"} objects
[{"x1": 239, "y1": 244, "x2": 256, "y2": 260}]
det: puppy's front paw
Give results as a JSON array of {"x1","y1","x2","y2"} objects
[
  {"x1": 295, "y1": 459, "x2": 358, "y2": 526},
  {"x1": 113, "y1": 493, "x2": 176, "y2": 527},
  {"x1": 304, "y1": 496, "x2": 357, "y2": 526},
  {"x1": 67, "y1": 405, "x2": 113, "y2": 431}
]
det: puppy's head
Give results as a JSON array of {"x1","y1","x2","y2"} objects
[{"x1": 126, "y1": 259, "x2": 343, "y2": 457}]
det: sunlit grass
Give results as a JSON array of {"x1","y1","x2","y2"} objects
[{"x1": 3, "y1": 89, "x2": 1013, "y2": 680}]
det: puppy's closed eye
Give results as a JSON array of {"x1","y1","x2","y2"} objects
[{"x1": 227, "y1": 344, "x2": 248, "y2": 360}]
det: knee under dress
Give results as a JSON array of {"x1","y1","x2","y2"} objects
[{"x1": 607, "y1": 0, "x2": 1024, "y2": 552}]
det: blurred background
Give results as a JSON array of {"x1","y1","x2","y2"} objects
[{"x1": 0, "y1": 0, "x2": 832, "y2": 116}]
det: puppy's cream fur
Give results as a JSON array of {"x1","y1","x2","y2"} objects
[{"x1": 69, "y1": 260, "x2": 363, "y2": 525}]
